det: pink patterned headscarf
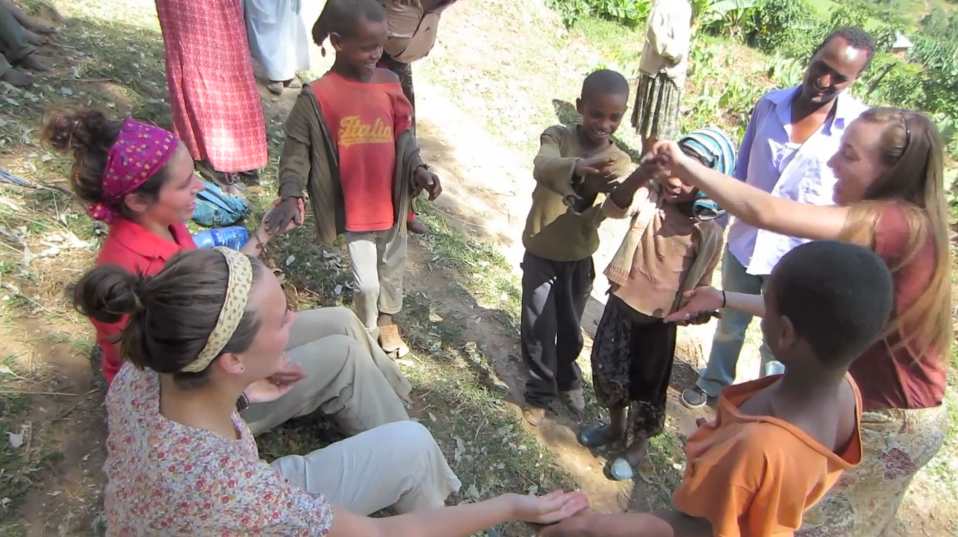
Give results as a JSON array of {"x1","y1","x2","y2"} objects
[{"x1": 86, "y1": 118, "x2": 179, "y2": 223}]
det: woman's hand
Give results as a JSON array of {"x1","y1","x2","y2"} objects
[
  {"x1": 263, "y1": 197, "x2": 305, "y2": 236},
  {"x1": 663, "y1": 287, "x2": 724, "y2": 325},
  {"x1": 512, "y1": 490, "x2": 589, "y2": 525},
  {"x1": 244, "y1": 358, "x2": 306, "y2": 404},
  {"x1": 651, "y1": 140, "x2": 695, "y2": 182}
]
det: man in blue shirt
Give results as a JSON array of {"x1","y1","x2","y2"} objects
[{"x1": 682, "y1": 27, "x2": 875, "y2": 408}]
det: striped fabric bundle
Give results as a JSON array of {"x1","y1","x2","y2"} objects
[{"x1": 678, "y1": 127, "x2": 737, "y2": 222}]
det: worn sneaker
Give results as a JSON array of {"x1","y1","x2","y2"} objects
[
  {"x1": 266, "y1": 80, "x2": 284, "y2": 95},
  {"x1": 680, "y1": 386, "x2": 709, "y2": 409},
  {"x1": 522, "y1": 406, "x2": 546, "y2": 426},
  {"x1": 407, "y1": 217, "x2": 428, "y2": 235},
  {"x1": 559, "y1": 388, "x2": 586, "y2": 416},
  {"x1": 378, "y1": 324, "x2": 410, "y2": 358}
]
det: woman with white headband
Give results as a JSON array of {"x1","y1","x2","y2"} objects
[{"x1": 73, "y1": 247, "x2": 588, "y2": 535}]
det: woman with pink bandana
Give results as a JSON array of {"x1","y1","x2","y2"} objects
[{"x1": 44, "y1": 109, "x2": 415, "y2": 439}]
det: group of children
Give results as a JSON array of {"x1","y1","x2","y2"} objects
[
  {"x1": 274, "y1": 0, "x2": 887, "y2": 534},
  {"x1": 519, "y1": 68, "x2": 735, "y2": 482}
]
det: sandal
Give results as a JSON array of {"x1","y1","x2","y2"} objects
[
  {"x1": 606, "y1": 456, "x2": 655, "y2": 483},
  {"x1": 577, "y1": 424, "x2": 620, "y2": 449}
]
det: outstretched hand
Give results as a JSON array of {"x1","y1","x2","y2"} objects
[
  {"x1": 414, "y1": 166, "x2": 442, "y2": 200},
  {"x1": 663, "y1": 287, "x2": 724, "y2": 325},
  {"x1": 263, "y1": 197, "x2": 305, "y2": 236},
  {"x1": 575, "y1": 156, "x2": 616, "y2": 179},
  {"x1": 244, "y1": 357, "x2": 306, "y2": 404},
  {"x1": 514, "y1": 491, "x2": 589, "y2": 526}
]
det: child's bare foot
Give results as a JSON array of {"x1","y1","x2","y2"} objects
[
  {"x1": 19, "y1": 53, "x2": 51, "y2": 72},
  {"x1": 25, "y1": 19, "x2": 56, "y2": 35},
  {"x1": 1, "y1": 68, "x2": 35, "y2": 87},
  {"x1": 24, "y1": 29, "x2": 46, "y2": 45},
  {"x1": 378, "y1": 323, "x2": 409, "y2": 358}
]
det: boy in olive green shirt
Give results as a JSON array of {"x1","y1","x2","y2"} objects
[{"x1": 521, "y1": 69, "x2": 634, "y2": 425}]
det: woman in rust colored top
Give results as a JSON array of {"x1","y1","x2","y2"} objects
[{"x1": 657, "y1": 107, "x2": 951, "y2": 537}]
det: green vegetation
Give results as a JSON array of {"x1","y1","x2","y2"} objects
[{"x1": 549, "y1": 0, "x2": 958, "y2": 213}]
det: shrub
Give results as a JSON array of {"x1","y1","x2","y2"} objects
[
  {"x1": 547, "y1": 0, "x2": 650, "y2": 27},
  {"x1": 700, "y1": 0, "x2": 760, "y2": 42},
  {"x1": 748, "y1": 0, "x2": 817, "y2": 53}
]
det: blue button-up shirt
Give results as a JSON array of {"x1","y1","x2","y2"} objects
[{"x1": 727, "y1": 85, "x2": 868, "y2": 275}]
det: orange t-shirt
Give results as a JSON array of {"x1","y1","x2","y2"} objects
[
  {"x1": 311, "y1": 72, "x2": 412, "y2": 232},
  {"x1": 673, "y1": 375, "x2": 863, "y2": 537}
]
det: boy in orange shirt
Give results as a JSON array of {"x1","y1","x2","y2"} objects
[
  {"x1": 268, "y1": 0, "x2": 440, "y2": 357},
  {"x1": 540, "y1": 240, "x2": 891, "y2": 537}
]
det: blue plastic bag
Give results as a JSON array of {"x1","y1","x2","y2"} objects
[{"x1": 191, "y1": 179, "x2": 250, "y2": 227}]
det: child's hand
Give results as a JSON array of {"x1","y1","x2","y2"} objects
[
  {"x1": 264, "y1": 197, "x2": 304, "y2": 236},
  {"x1": 575, "y1": 157, "x2": 615, "y2": 179},
  {"x1": 414, "y1": 166, "x2": 442, "y2": 200},
  {"x1": 664, "y1": 287, "x2": 724, "y2": 325},
  {"x1": 562, "y1": 193, "x2": 584, "y2": 209},
  {"x1": 535, "y1": 508, "x2": 595, "y2": 536}
]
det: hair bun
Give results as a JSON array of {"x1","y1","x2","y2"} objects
[
  {"x1": 72, "y1": 265, "x2": 148, "y2": 324},
  {"x1": 43, "y1": 109, "x2": 113, "y2": 155}
]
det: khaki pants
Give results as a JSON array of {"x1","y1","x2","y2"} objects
[
  {"x1": 0, "y1": 4, "x2": 35, "y2": 77},
  {"x1": 242, "y1": 307, "x2": 412, "y2": 436},
  {"x1": 345, "y1": 225, "x2": 406, "y2": 336},
  {"x1": 272, "y1": 421, "x2": 462, "y2": 514}
]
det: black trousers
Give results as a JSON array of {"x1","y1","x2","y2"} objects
[{"x1": 520, "y1": 251, "x2": 594, "y2": 408}]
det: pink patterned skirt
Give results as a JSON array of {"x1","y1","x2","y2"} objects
[{"x1": 154, "y1": 0, "x2": 267, "y2": 173}]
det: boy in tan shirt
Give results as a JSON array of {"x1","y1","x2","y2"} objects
[{"x1": 520, "y1": 69, "x2": 633, "y2": 425}]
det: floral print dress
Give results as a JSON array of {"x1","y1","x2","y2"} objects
[{"x1": 104, "y1": 364, "x2": 334, "y2": 535}]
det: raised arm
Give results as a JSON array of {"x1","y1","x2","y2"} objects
[
  {"x1": 266, "y1": 94, "x2": 315, "y2": 234},
  {"x1": 659, "y1": 143, "x2": 851, "y2": 241}
]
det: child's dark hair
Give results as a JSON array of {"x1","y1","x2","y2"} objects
[
  {"x1": 42, "y1": 110, "x2": 169, "y2": 219},
  {"x1": 813, "y1": 27, "x2": 875, "y2": 73},
  {"x1": 581, "y1": 69, "x2": 629, "y2": 101},
  {"x1": 312, "y1": 0, "x2": 386, "y2": 47},
  {"x1": 72, "y1": 249, "x2": 265, "y2": 388},
  {"x1": 769, "y1": 240, "x2": 893, "y2": 365}
]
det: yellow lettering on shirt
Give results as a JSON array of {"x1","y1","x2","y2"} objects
[{"x1": 338, "y1": 116, "x2": 393, "y2": 148}]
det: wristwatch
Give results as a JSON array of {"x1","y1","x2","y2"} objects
[{"x1": 235, "y1": 392, "x2": 250, "y2": 412}]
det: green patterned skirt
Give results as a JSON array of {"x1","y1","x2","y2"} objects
[{"x1": 631, "y1": 73, "x2": 682, "y2": 141}]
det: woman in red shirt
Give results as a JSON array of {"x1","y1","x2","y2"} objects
[
  {"x1": 45, "y1": 109, "x2": 414, "y2": 439},
  {"x1": 657, "y1": 107, "x2": 950, "y2": 536}
]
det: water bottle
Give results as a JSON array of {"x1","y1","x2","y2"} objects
[
  {"x1": 764, "y1": 360, "x2": 786, "y2": 377},
  {"x1": 192, "y1": 226, "x2": 250, "y2": 250}
]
